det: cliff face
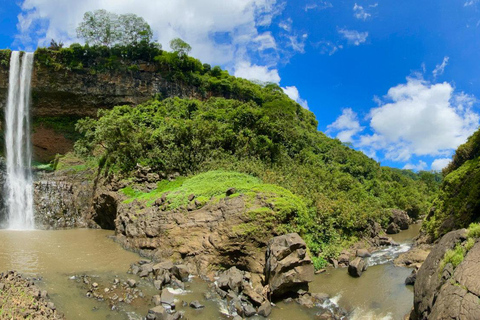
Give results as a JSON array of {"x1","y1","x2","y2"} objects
[{"x1": 0, "y1": 62, "x2": 201, "y2": 117}]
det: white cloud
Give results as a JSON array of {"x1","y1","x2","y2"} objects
[
  {"x1": 431, "y1": 158, "x2": 451, "y2": 171},
  {"x1": 305, "y1": 1, "x2": 332, "y2": 11},
  {"x1": 317, "y1": 41, "x2": 343, "y2": 55},
  {"x1": 403, "y1": 161, "x2": 427, "y2": 171},
  {"x1": 282, "y1": 86, "x2": 309, "y2": 109},
  {"x1": 287, "y1": 34, "x2": 308, "y2": 53},
  {"x1": 327, "y1": 108, "x2": 364, "y2": 142},
  {"x1": 15, "y1": 0, "x2": 293, "y2": 81},
  {"x1": 278, "y1": 18, "x2": 292, "y2": 32},
  {"x1": 432, "y1": 56, "x2": 449, "y2": 80},
  {"x1": 358, "y1": 77, "x2": 479, "y2": 161},
  {"x1": 353, "y1": 3, "x2": 371, "y2": 20},
  {"x1": 338, "y1": 28, "x2": 368, "y2": 46},
  {"x1": 465, "y1": 0, "x2": 478, "y2": 6},
  {"x1": 234, "y1": 61, "x2": 280, "y2": 84}
]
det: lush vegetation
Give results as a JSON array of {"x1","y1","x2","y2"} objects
[
  {"x1": 15, "y1": 14, "x2": 443, "y2": 264},
  {"x1": 74, "y1": 92, "x2": 439, "y2": 265},
  {"x1": 439, "y1": 222, "x2": 479, "y2": 273},
  {"x1": 424, "y1": 128, "x2": 480, "y2": 239}
]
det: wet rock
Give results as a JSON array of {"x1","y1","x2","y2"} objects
[
  {"x1": 127, "y1": 279, "x2": 136, "y2": 288},
  {"x1": 189, "y1": 300, "x2": 204, "y2": 309},
  {"x1": 386, "y1": 222, "x2": 400, "y2": 234},
  {"x1": 152, "y1": 295, "x2": 162, "y2": 306},
  {"x1": 265, "y1": 233, "x2": 314, "y2": 298},
  {"x1": 243, "y1": 302, "x2": 257, "y2": 316},
  {"x1": 172, "y1": 265, "x2": 190, "y2": 282},
  {"x1": 378, "y1": 236, "x2": 398, "y2": 246},
  {"x1": 297, "y1": 293, "x2": 315, "y2": 308},
  {"x1": 390, "y1": 209, "x2": 411, "y2": 230},
  {"x1": 148, "y1": 305, "x2": 174, "y2": 320},
  {"x1": 348, "y1": 257, "x2": 367, "y2": 277},
  {"x1": 160, "y1": 288, "x2": 175, "y2": 307},
  {"x1": 356, "y1": 249, "x2": 371, "y2": 258},
  {"x1": 405, "y1": 269, "x2": 417, "y2": 285},
  {"x1": 337, "y1": 252, "x2": 350, "y2": 267},
  {"x1": 154, "y1": 280, "x2": 163, "y2": 290},
  {"x1": 217, "y1": 267, "x2": 244, "y2": 293},
  {"x1": 258, "y1": 300, "x2": 272, "y2": 317}
]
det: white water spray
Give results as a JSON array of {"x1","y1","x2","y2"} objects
[{"x1": 5, "y1": 51, "x2": 34, "y2": 230}]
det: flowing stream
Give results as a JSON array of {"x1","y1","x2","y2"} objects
[
  {"x1": 5, "y1": 50, "x2": 35, "y2": 230},
  {"x1": 0, "y1": 225, "x2": 421, "y2": 320}
]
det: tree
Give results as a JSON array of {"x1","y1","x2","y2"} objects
[
  {"x1": 77, "y1": 9, "x2": 118, "y2": 46},
  {"x1": 117, "y1": 13, "x2": 153, "y2": 45},
  {"x1": 76, "y1": 10, "x2": 154, "y2": 47},
  {"x1": 170, "y1": 38, "x2": 192, "y2": 56}
]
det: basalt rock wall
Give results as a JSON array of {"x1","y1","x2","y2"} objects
[{"x1": 0, "y1": 61, "x2": 202, "y2": 117}]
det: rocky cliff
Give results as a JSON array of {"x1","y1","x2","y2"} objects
[
  {"x1": 410, "y1": 228, "x2": 480, "y2": 319},
  {"x1": 0, "y1": 57, "x2": 201, "y2": 117}
]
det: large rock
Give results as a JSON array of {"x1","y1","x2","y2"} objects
[
  {"x1": 348, "y1": 257, "x2": 367, "y2": 277},
  {"x1": 410, "y1": 229, "x2": 468, "y2": 319},
  {"x1": 265, "y1": 233, "x2": 314, "y2": 298},
  {"x1": 427, "y1": 240, "x2": 480, "y2": 319},
  {"x1": 390, "y1": 209, "x2": 411, "y2": 230},
  {"x1": 217, "y1": 266, "x2": 244, "y2": 293},
  {"x1": 386, "y1": 222, "x2": 400, "y2": 234}
]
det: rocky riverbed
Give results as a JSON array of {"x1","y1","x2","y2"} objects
[{"x1": 0, "y1": 271, "x2": 64, "y2": 319}]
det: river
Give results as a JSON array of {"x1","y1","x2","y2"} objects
[{"x1": 0, "y1": 224, "x2": 421, "y2": 319}]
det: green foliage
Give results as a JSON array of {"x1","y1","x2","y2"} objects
[
  {"x1": 76, "y1": 10, "x2": 153, "y2": 46},
  {"x1": 0, "y1": 49, "x2": 11, "y2": 68},
  {"x1": 468, "y1": 222, "x2": 480, "y2": 239},
  {"x1": 424, "y1": 136, "x2": 480, "y2": 239},
  {"x1": 311, "y1": 256, "x2": 328, "y2": 270},
  {"x1": 440, "y1": 244, "x2": 465, "y2": 271},
  {"x1": 170, "y1": 38, "x2": 192, "y2": 56}
]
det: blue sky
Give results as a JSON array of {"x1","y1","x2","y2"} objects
[{"x1": 1, "y1": 0, "x2": 480, "y2": 171}]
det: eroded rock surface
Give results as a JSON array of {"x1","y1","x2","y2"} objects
[
  {"x1": 264, "y1": 233, "x2": 314, "y2": 298},
  {"x1": 410, "y1": 228, "x2": 468, "y2": 319}
]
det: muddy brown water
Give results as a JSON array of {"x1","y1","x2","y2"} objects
[{"x1": 0, "y1": 225, "x2": 421, "y2": 320}]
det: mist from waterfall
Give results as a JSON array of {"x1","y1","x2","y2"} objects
[{"x1": 5, "y1": 51, "x2": 34, "y2": 230}]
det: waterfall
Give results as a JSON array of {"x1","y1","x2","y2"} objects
[{"x1": 5, "y1": 51, "x2": 34, "y2": 230}]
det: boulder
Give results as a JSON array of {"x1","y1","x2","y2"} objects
[
  {"x1": 405, "y1": 269, "x2": 417, "y2": 285},
  {"x1": 390, "y1": 209, "x2": 410, "y2": 230},
  {"x1": 265, "y1": 233, "x2": 314, "y2": 298},
  {"x1": 411, "y1": 229, "x2": 468, "y2": 320},
  {"x1": 428, "y1": 241, "x2": 480, "y2": 319},
  {"x1": 148, "y1": 305, "x2": 174, "y2": 320},
  {"x1": 189, "y1": 300, "x2": 204, "y2": 309},
  {"x1": 217, "y1": 266, "x2": 244, "y2": 293},
  {"x1": 348, "y1": 257, "x2": 367, "y2": 277},
  {"x1": 356, "y1": 249, "x2": 371, "y2": 258},
  {"x1": 160, "y1": 288, "x2": 175, "y2": 307},
  {"x1": 258, "y1": 300, "x2": 272, "y2": 317},
  {"x1": 386, "y1": 222, "x2": 400, "y2": 234}
]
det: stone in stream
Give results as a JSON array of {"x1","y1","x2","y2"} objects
[
  {"x1": 348, "y1": 257, "x2": 367, "y2": 277},
  {"x1": 356, "y1": 248, "x2": 371, "y2": 258},
  {"x1": 405, "y1": 269, "x2": 417, "y2": 285},
  {"x1": 189, "y1": 300, "x2": 205, "y2": 309},
  {"x1": 152, "y1": 294, "x2": 162, "y2": 306},
  {"x1": 265, "y1": 233, "x2": 315, "y2": 298},
  {"x1": 386, "y1": 222, "x2": 400, "y2": 234},
  {"x1": 258, "y1": 300, "x2": 272, "y2": 317},
  {"x1": 127, "y1": 279, "x2": 136, "y2": 288},
  {"x1": 160, "y1": 288, "x2": 175, "y2": 307}
]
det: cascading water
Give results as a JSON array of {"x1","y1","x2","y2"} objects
[{"x1": 5, "y1": 51, "x2": 34, "y2": 230}]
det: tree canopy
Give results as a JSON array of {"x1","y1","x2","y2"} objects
[
  {"x1": 170, "y1": 38, "x2": 192, "y2": 56},
  {"x1": 76, "y1": 9, "x2": 153, "y2": 46}
]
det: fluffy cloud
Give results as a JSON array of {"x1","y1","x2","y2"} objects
[
  {"x1": 358, "y1": 77, "x2": 479, "y2": 161},
  {"x1": 326, "y1": 108, "x2": 364, "y2": 142},
  {"x1": 338, "y1": 28, "x2": 368, "y2": 46},
  {"x1": 403, "y1": 161, "x2": 427, "y2": 171},
  {"x1": 465, "y1": 0, "x2": 479, "y2": 6},
  {"x1": 353, "y1": 3, "x2": 371, "y2": 20},
  {"x1": 234, "y1": 61, "x2": 281, "y2": 84},
  {"x1": 431, "y1": 158, "x2": 451, "y2": 171},
  {"x1": 15, "y1": 0, "x2": 291, "y2": 79},
  {"x1": 282, "y1": 86, "x2": 309, "y2": 109},
  {"x1": 432, "y1": 56, "x2": 449, "y2": 79}
]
